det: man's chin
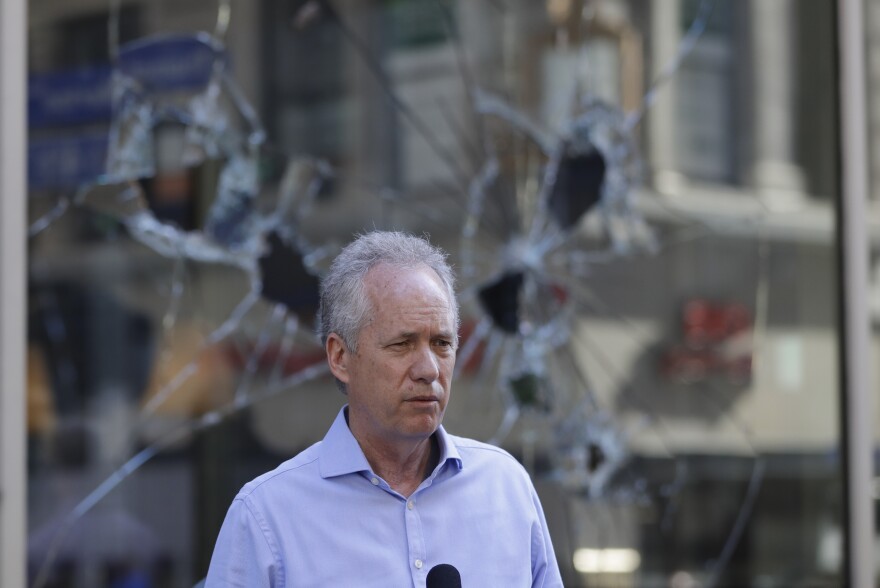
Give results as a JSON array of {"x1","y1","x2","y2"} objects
[{"x1": 400, "y1": 415, "x2": 441, "y2": 438}]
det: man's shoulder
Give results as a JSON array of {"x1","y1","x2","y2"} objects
[
  {"x1": 446, "y1": 434, "x2": 525, "y2": 471},
  {"x1": 236, "y1": 441, "x2": 323, "y2": 501},
  {"x1": 444, "y1": 434, "x2": 540, "y2": 497}
]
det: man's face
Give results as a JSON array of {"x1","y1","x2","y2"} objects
[{"x1": 329, "y1": 263, "x2": 457, "y2": 447}]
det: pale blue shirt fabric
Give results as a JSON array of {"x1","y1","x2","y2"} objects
[{"x1": 205, "y1": 406, "x2": 564, "y2": 587}]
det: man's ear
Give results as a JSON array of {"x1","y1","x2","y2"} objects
[{"x1": 326, "y1": 333, "x2": 351, "y2": 384}]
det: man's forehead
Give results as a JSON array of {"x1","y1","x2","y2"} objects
[{"x1": 364, "y1": 262, "x2": 445, "y2": 292}]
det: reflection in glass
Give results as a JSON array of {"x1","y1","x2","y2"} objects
[{"x1": 26, "y1": 1, "x2": 845, "y2": 586}]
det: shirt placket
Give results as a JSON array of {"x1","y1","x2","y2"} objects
[{"x1": 404, "y1": 490, "x2": 427, "y2": 587}]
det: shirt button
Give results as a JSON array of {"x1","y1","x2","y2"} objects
[
  {"x1": 407, "y1": 500, "x2": 415, "y2": 510},
  {"x1": 371, "y1": 477, "x2": 379, "y2": 485},
  {"x1": 414, "y1": 559, "x2": 423, "y2": 569}
]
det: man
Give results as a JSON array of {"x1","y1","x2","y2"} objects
[{"x1": 205, "y1": 231, "x2": 563, "y2": 587}]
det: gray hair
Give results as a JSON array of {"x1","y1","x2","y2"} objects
[{"x1": 318, "y1": 231, "x2": 460, "y2": 356}]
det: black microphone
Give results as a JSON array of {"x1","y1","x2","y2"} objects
[{"x1": 426, "y1": 563, "x2": 461, "y2": 588}]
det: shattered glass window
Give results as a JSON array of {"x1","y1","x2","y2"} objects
[{"x1": 26, "y1": 0, "x2": 846, "y2": 587}]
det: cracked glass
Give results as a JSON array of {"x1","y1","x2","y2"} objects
[{"x1": 26, "y1": 0, "x2": 845, "y2": 586}]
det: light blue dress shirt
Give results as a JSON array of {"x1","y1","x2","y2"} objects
[{"x1": 205, "y1": 406, "x2": 564, "y2": 587}]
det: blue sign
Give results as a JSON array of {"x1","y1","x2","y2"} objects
[
  {"x1": 28, "y1": 33, "x2": 228, "y2": 189},
  {"x1": 29, "y1": 33, "x2": 226, "y2": 129},
  {"x1": 118, "y1": 33, "x2": 224, "y2": 93},
  {"x1": 28, "y1": 131, "x2": 109, "y2": 190},
  {"x1": 28, "y1": 65, "x2": 113, "y2": 129}
]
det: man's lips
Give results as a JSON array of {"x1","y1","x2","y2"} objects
[{"x1": 406, "y1": 396, "x2": 440, "y2": 403}]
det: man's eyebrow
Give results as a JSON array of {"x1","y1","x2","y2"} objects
[
  {"x1": 385, "y1": 330, "x2": 455, "y2": 340},
  {"x1": 381, "y1": 331, "x2": 415, "y2": 343}
]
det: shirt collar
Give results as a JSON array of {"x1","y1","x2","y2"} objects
[{"x1": 318, "y1": 405, "x2": 463, "y2": 479}]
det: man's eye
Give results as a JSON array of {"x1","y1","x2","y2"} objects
[{"x1": 434, "y1": 340, "x2": 452, "y2": 348}]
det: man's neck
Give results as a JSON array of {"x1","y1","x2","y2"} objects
[{"x1": 353, "y1": 429, "x2": 440, "y2": 498}]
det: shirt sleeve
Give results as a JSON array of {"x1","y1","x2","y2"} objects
[
  {"x1": 530, "y1": 487, "x2": 565, "y2": 588},
  {"x1": 204, "y1": 496, "x2": 282, "y2": 588}
]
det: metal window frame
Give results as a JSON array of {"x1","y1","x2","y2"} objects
[
  {"x1": 0, "y1": 0, "x2": 27, "y2": 586},
  {"x1": 837, "y1": 0, "x2": 875, "y2": 586}
]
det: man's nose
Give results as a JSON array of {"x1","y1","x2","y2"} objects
[{"x1": 410, "y1": 344, "x2": 440, "y2": 383}]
